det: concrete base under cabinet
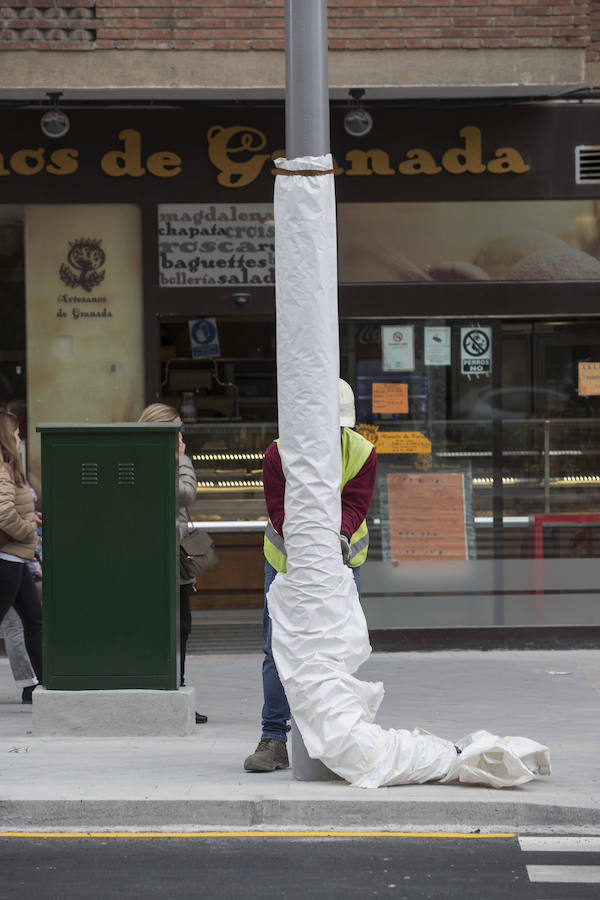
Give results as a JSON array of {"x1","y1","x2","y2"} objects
[{"x1": 32, "y1": 686, "x2": 195, "y2": 737}]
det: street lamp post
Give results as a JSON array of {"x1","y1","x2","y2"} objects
[
  {"x1": 285, "y1": 0, "x2": 330, "y2": 159},
  {"x1": 283, "y1": 0, "x2": 338, "y2": 781}
]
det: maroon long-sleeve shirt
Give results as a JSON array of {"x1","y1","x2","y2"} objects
[{"x1": 262, "y1": 437, "x2": 377, "y2": 538}]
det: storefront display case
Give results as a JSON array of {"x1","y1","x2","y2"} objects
[
  {"x1": 183, "y1": 415, "x2": 600, "y2": 555},
  {"x1": 178, "y1": 421, "x2": 274, "y2": 611},
  {"x1": 182, "y1": 421, "x2": 275, "y2": 524}
]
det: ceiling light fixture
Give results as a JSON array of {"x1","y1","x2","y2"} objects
[
  {"x1": 40, "y1": 91, "x2": 70, "y2": 139},
  {"x1": 343, "y1": 89, "x2": 373, "y2": 138}
]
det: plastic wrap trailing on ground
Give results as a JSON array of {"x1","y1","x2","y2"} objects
[{"x1": 268, "y1": 153, "x2": 551, "y2": 789}]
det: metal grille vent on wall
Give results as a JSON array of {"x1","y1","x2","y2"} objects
[
  {"x1": 0, "y1": 5, "x2": 97, "y2": 43},
  {"x1": 81, "y1": 463, "x2": 99, "y2": 486},
  {"x1": 79, "y1": 463, "x2": 136, "y2": 486},
  {"x1": 575, "y1": 146, "x2": 600, "y2": 184},
  {"x1": 117, "y1": 463, "x2": 135, "y2": 486}
]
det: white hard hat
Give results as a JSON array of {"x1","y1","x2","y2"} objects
[{"x1": 339, "y1": 379, "x2": 356, "y2": 427}]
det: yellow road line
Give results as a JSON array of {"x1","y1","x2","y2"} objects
[{"x1": 0, "y1": 831, "x2": 516, "y2": 839}]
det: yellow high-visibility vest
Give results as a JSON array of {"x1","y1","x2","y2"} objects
[{"x1": 264, "y1": 427, "x2": 373, "y2": 573}]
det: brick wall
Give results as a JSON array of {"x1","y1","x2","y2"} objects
[
  {"x1": 588, "y1": 0, "x2": 600, "y2": 59},
  {"x1": 0, "y1": 0, "x2": 592, "y2": 53}
]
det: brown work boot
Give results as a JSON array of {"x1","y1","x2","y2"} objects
[{"x1": 244, "y1": 739, "x2": 289, "y2": 773}]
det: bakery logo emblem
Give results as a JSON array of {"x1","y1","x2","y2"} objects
[{"x1": 59, "y1": 238, "x2": 106, "y2": 293}]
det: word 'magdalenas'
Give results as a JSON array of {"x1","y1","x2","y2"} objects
[{"x1": 158, "y1": 204, "x2": 275, "y2": 287}]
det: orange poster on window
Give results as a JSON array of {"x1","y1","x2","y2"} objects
[
  {"x1": 372, "y1": 382, "x2": 408, "y2": 414},
  {"x1": 387, "y1": 472, "x2": 468, "y2": 560},
  {"x1": 578, "y1": 361, "x2": 600, "y2": 396}
]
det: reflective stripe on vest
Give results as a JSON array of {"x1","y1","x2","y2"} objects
[
  {"x1": 263, "y1": 428, "x2": 373, "y2": 573},
  {"x1": 264, "y1": 521, "x2": 287, "y2": 572},
  {"x1": 348, "y1": 527, "x2": 369, "y2": 564}
]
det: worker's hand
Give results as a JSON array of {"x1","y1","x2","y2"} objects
[{"x1": 340, "y1": 532, "x2": 351, "y2": 566}]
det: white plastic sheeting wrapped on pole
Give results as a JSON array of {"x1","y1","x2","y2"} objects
[{"x1": 268, "y1": 153, "x2": 551, "y2": 788}]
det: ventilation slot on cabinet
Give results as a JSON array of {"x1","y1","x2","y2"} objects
[
  {"x1": 575, "y1": 145, "x2": 600, "y2": 184},
  {"x1": 117, "y1": 462, "x2": 135, "y2": 486},
  {"x1": 81, "y1": 462, "x2": 99, "y2": 486}
]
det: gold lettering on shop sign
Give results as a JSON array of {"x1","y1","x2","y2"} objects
[
  {"x1": 398, "y1": 149, "x2": 442, "y2": 176},
  {"x1": 100, "y1": 129, "x2": 181, "y2": 178},
  {"x1": 487, "y1": 146, "x2": 531, "y2": 174},
  {"x1": 46, "y1": 149, "x2": 80, "y2": 176},
  {"x1": 207, "y1": 125, "x2": 270, "y2": 188},
  {"x1": 207, "y1": 124, "x2": 531, "y2": 187},
  {"x1": 0, "y1": 124, "x2": 532, "y2": 183},
  {"x1": 101, "y1": 129, "x2": 145, "y2": 177},
  {"x1": 146, "y1": 151, "x2": 181, "y2": 178},
  {"x1": 441, "y1": 126, "x2": 486, "y2": 174},
  {"x1": 333, "y1": 157, "x2": 345, "y2": 176},
  {"x1": 0, "y1": 147, "x2": 79, "y2": 176},
  {"x1": 345, "y1": 149, "x2": 395, "y2": 176},
  {"x1": 0, "y1": 130, "x2": 180, "y2": 179},
  {"x1": 10, "y1": 148, "x2": 46, "y2": 176}
]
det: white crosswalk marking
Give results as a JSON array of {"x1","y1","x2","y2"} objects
[
  {"x1": 519, "y1": 836, "x2": 600, "y2": 852},
  {"x1": 527, "y1": 865, "x2": 600, "y2": 883},
  {"x1": 520, "y1": 835, "x2": 600, "y2": 894}
]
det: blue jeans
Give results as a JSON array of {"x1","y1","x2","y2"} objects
[{"x1": 261, "y1": 560, "x2": 361, "y2": 743}]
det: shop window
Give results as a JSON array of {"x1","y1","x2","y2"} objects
[
  {"x1": 0, "y1": 205, "x2": 26, "y2": 439},
  {"x1": 159, "y1": 317, "x2": 276, "y2": 423},
  {"x1": 159, "y1": 317, "x2": 277, "y2": 526},
  {"x1": 344, "y1": 318, "x2": 600, "y2": 628},
  {"x1": 337, "y1": 200, "x2": 600, "y2": 283},
  {"x1": 346, "y1": 318, "x2": 600, "y2": 560}
]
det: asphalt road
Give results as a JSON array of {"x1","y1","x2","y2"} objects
[{"x1": 1, "y1": 833, "x2": 599, "y2": 899}]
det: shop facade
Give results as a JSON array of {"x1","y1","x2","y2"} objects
[{"x1": 2, "y1": 100, "x2": 600, "y2": 632}]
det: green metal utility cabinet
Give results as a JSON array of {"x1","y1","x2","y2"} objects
[{"x1": 37, "y1": 423, "x2": 180, "y2": 691}]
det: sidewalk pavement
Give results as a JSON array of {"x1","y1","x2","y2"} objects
[{"x1": 1, "y1": 649, "x2": 599, "y2": 833}]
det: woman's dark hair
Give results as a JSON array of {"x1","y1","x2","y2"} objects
[{"x1": 0, "y1": 410, "x2": 25, "y2": 486}]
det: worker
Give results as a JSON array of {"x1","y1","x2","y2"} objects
[{"x1": 244, "y1": 379, "x2": 377, "y2": 773}]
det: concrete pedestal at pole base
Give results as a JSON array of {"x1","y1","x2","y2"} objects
[
  {"x1": 32, "y1": 686, "x2": 195, "y2": 737},
  {"x1": 291, "y1": 719, "x2": 342, "y2": 782}
]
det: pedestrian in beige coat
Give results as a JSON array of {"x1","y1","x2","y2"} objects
[{"x1": 0, "y1": 410, "x2": 43, "y2": 687}]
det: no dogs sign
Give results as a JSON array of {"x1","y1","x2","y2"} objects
[{"x1": 460, "y1": 327, "x2": 492, "y2": 375}]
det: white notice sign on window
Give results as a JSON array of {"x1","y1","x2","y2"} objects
[
  {"x1": 382, "y1": 325, "x2": 415, "y2": 371},
  {"x1": 424, "y1": 327, "x2": 451, "y2": 366}
]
